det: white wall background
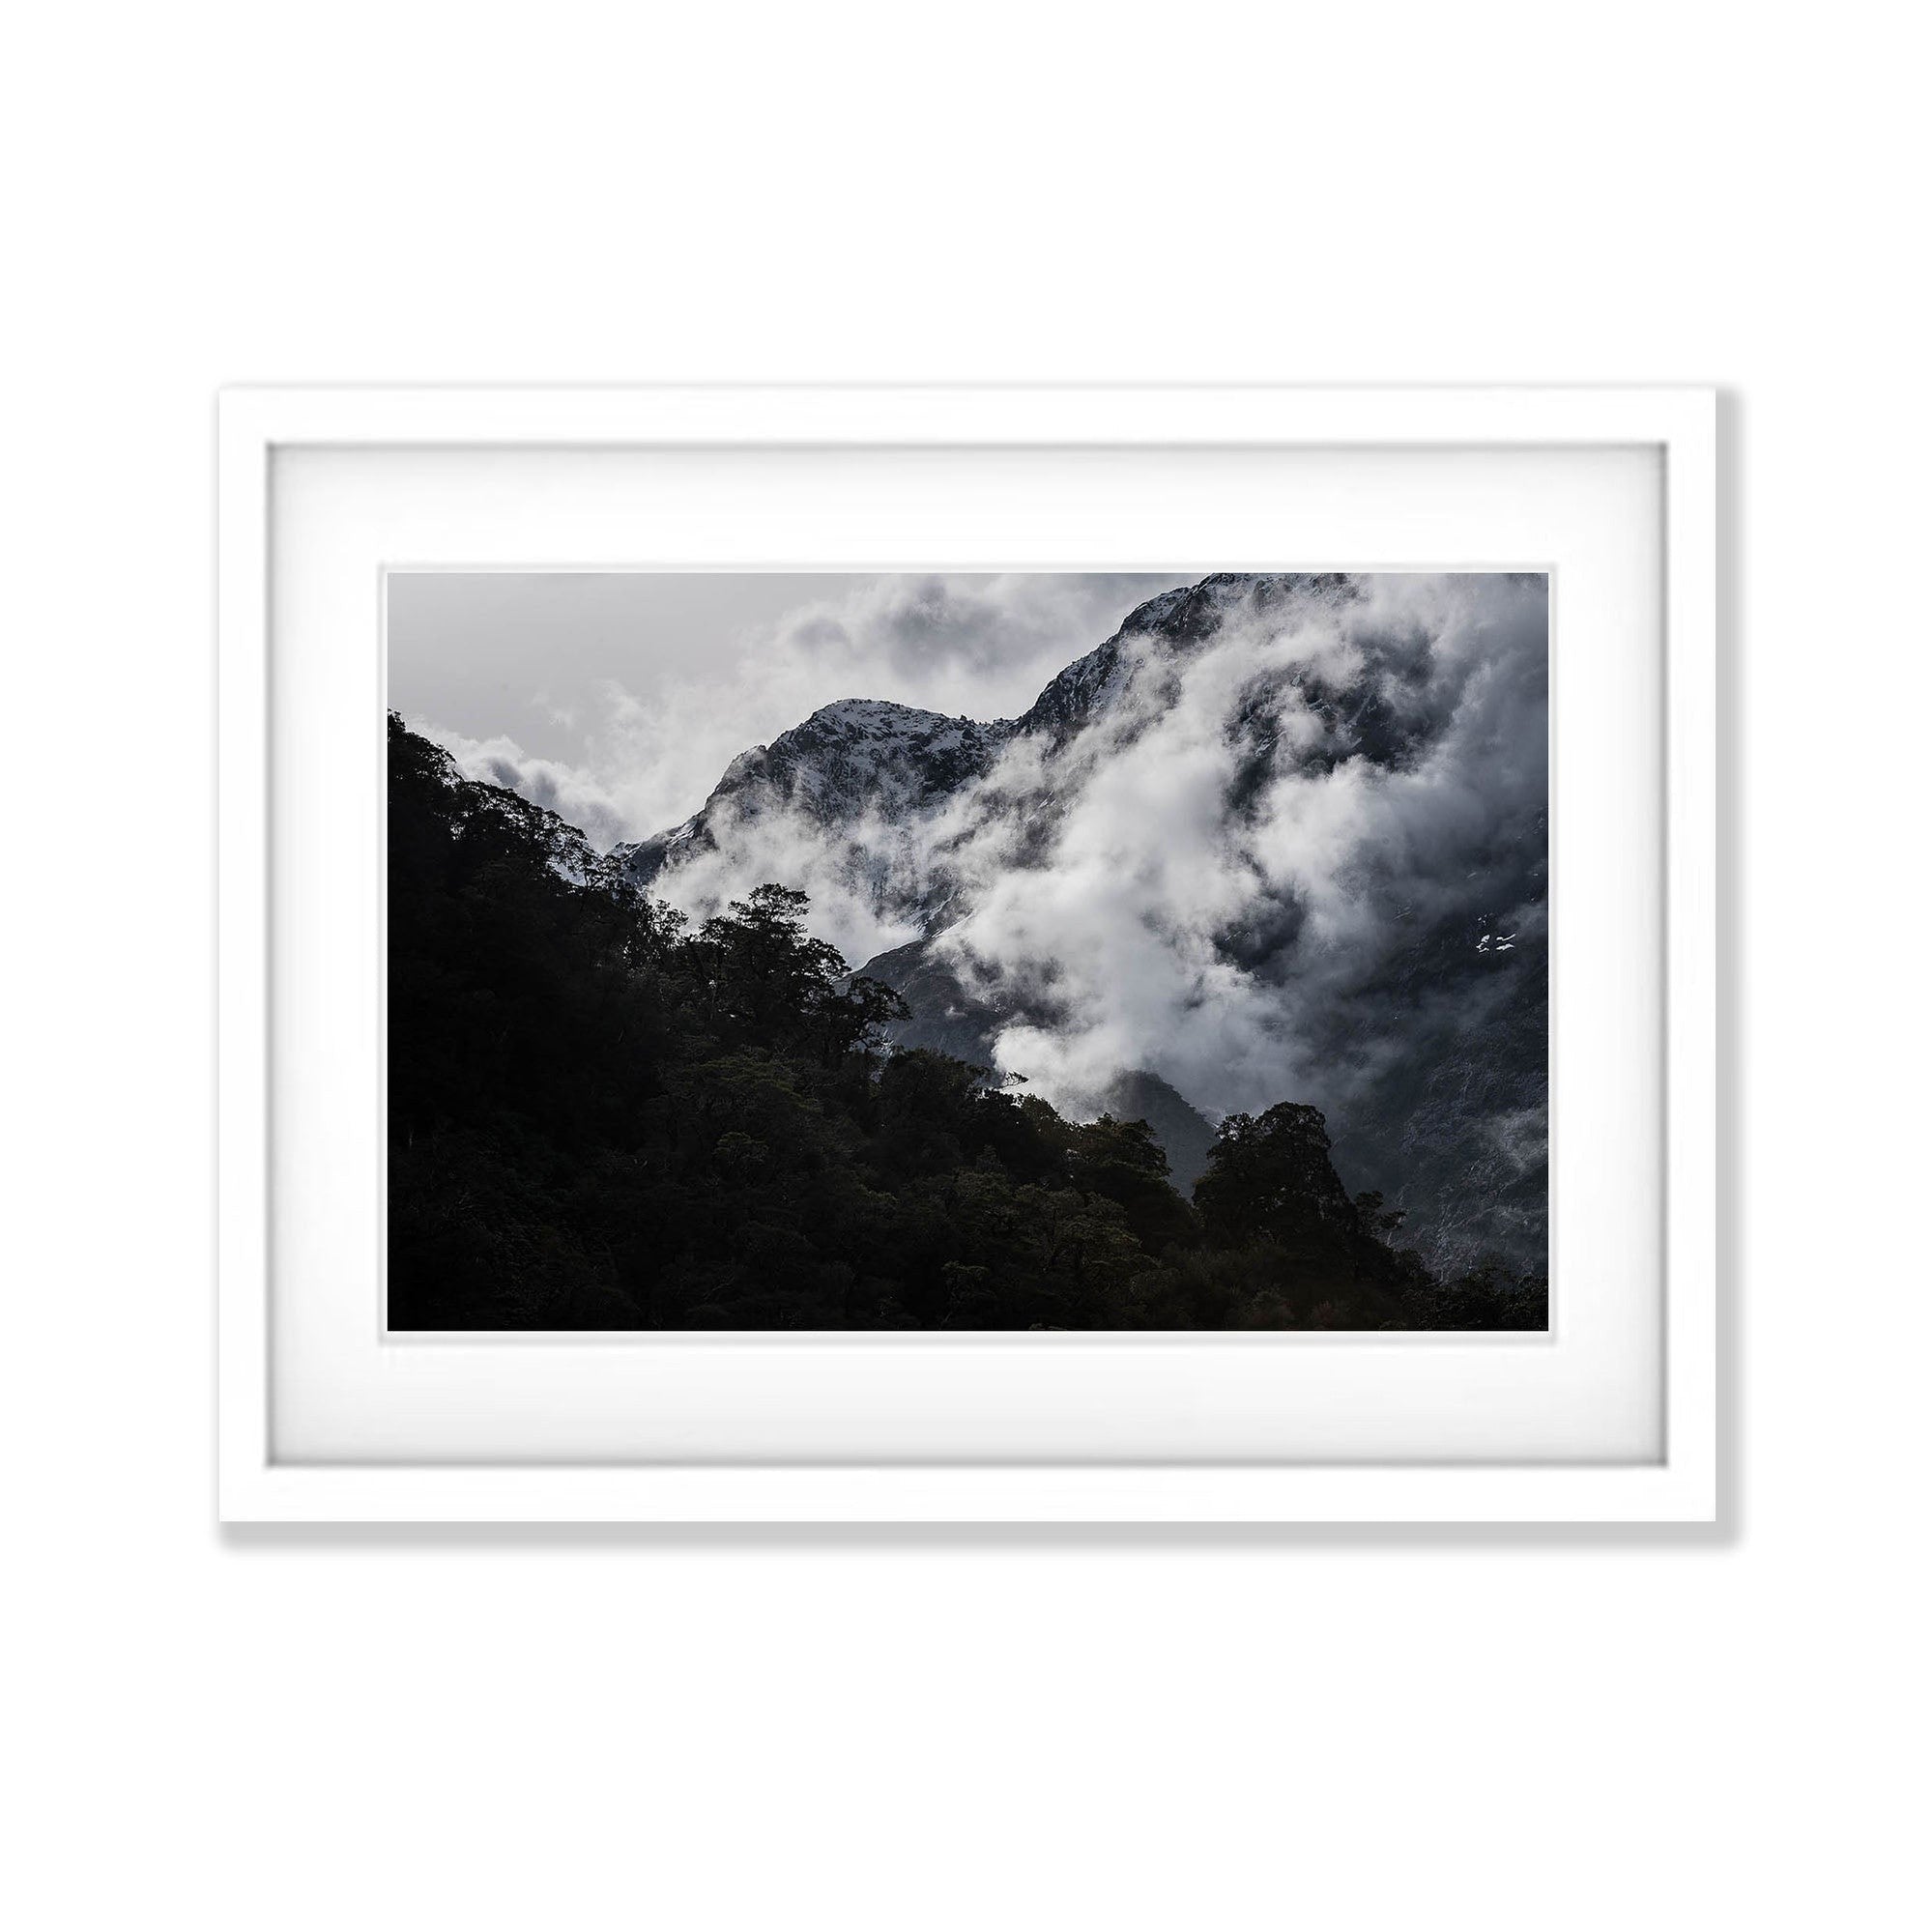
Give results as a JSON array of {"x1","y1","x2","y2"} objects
[{"x1": 5, "y1": 5, "x2": 1924, "y2": 1927}]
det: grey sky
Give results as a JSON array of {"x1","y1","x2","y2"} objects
[
  {"x1": 388, "y1": 570, "x2": 1179, "y2": 846},
  {"x1": 389, "y1": 572, "x2": 879, "y2": 766}
]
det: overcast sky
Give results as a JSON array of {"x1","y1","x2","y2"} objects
[{"x1": 389, "y1": 570, "x2": 1178, "y2": 846}]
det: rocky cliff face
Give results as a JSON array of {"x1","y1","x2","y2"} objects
[{"x1": 615, "y1": 572, "x2": 1549, "y2": 1276}]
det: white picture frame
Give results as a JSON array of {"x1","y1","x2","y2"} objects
[{"x1": 218, "y1": 385, "x2": 1716, "y2": 1523}]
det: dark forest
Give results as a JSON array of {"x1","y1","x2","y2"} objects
[{"x1": 388, "y1": 715, "x2": 1547, "y2": 1331}]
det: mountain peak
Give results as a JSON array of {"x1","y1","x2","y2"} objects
[
  {"x1": 620, "y1": 695, "x2": 1016, "y2": 891},
  {"x1": 1017, "y1": 572, "x2": 1365, "y2": 742},
  {"x1": 795, "y1": 696, "x2": 952, "y2": 732},
  {"x1": 1121, "y1": 570, "x2": 1360, "y2": 639},
  {"x1": 779, "y1": 697, "x2": 992, "y2": 752}
]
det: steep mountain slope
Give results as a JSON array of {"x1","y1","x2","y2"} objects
[
  {"x1": 616, "y1": 699, "x2": 1013, "y2": 899},
  {"x1": 615, "y1": 572, "x2": 1549, "y2": 1275}
]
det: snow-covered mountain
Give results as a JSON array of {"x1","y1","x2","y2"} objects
[
  {"x1": 617, "y1": 572, "x2": 1549, "y2": 1275},
  {"x1": 615, "y1": 698, "x2": 1012, "y2": 933}
]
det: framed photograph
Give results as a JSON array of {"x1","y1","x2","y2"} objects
[{"x1": 218, "y1": 386, "x2": 1716, "y2": 1521}]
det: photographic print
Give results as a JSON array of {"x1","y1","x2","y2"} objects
[{"x1": 387, "y1": 569, "x2": 1548, "y2": 1331}]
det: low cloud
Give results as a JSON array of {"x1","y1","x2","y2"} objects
[
  {"x1": 927, "y1": 574, "x2": 1548, "y2": 1126},
  {"x1": 647, "y1": 795, "x2": 932, "y2": 968}
]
